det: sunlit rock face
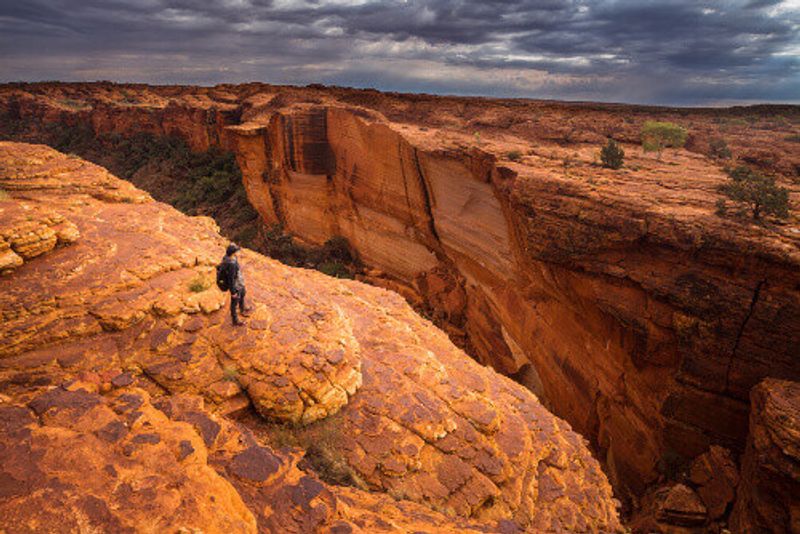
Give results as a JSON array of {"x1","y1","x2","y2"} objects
[
  {"x1": 1, "y1": 82, "x2": 798, "y2": 504},
  {"x1": 0, "y1": 142, "x2": 622, "y2": 533}
]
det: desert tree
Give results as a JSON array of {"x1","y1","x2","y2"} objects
[
  {"x1": 600, "y1": 139, "x2": 625, "y2": 169},
  {"x1": 716, "y1": 165, "x2": 789, "y2": 221},
  {"x1": 641, "y1": 121, "x2": 688, "y2": 159}
]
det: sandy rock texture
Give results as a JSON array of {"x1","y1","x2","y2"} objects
[
  {"x1": 0, "y1": 142, "x2": 622, "y2": 532},
  {"x1": 1, "y1": 82, "x2": 798, "y2": 502}
]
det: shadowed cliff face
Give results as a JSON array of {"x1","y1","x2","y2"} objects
[{"x1": 2, "y1": 82, "x2": 799, "y2": 507}]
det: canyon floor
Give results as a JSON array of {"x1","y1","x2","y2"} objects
[{"x1": 1, "y1": 82, "x2": 799, "y2": 533}]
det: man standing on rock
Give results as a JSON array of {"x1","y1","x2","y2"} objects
[{"x1": 219, "y1": 243, "x2": 252, "y2": 326}]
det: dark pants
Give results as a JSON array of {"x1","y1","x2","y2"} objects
[{"x1": 231, "y1": 286, "x2": 246, "y2": 323}]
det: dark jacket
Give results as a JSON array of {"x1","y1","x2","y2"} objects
[{"x1": 222, "y1": 255, "x2": 245, "y2": 293}]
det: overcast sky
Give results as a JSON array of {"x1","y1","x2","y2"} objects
[{"x1": 1, "y1": 0, "x2": 798, "y2": 105}]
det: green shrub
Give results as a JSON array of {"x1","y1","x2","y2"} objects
[
  {"x1": 708, "y1": 137, "x2": 732, "y2": 160},
  {"x1": 188, "y1": 275, "x2": 209, "y2": 293},
  {"x1": 0, "y1": 187, "x2": 9, "y2": 201},
  {"x1": 222, "y1": 366, "x2": 239, "y2": 382},
  {"x1": 317, "y1": 261, "x2": 351, "y2": 279},
  {"x1": 717, "y1": 166, "x2": 789, "y2": 221},
  {"x1": 262, "y1": 227, "x2": 358, "y2": 278},
  {"x1": 263, "y1": 224, "x2": 307, "y2": 265},
  {"x1": 599, "y1": 139, "x2": 625, "y2": 169},
  {"x1": 233, "y1": 226, "x2": 259, "y2": 250},
  {"x1": 641, "y1": 121, "x2": 688, "y2": 158},
  {"x1": 506, "y1": 150, "x2": 523, "y2": 162},
  {"x1": 322, "y1": 236, "x2": 355, "y2": 264},
  {"x1": 48, "y1": 123, "x2": 96, "y2": 154}
]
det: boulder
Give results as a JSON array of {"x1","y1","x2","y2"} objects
[
  {"x1": 657, "y1": 484, "x2": 707, "y2": 527},
  {"x1": 688, "y1": 445, "x2": 738, "y2": 520}
]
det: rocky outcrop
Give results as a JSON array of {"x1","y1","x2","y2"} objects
[
  {"x1": 0, "y1": 142, "x2": 622, "y2": 532},
  {"x1": 0, "y1": 208, "x2": 80, "y2": 273},
  {"x1": 730, "y1": 379, "x2": 800, "y2": 534},
  {"x1": 1, "y1": 82, "x2": 798, "y2": 505},
  {"x1": 2, "y1": 384, "x2": 510, "y2": 533}
]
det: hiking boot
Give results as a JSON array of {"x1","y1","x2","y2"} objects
[
  {"x1": 233, "y1": 319, "x2": 246, "y2": 327},
  {"x1": 241, "y1": 307, "x2": 254, "y2": 317}
]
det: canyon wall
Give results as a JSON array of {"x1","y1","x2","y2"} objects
[
  {"x1": 2, "y1": 84, "x2": 799, "y2": 505},
  {"x1": 0, "y1": 142, "x2": 622, "y2": 532},
  {"x1": 227, "y1": 104, "x2": 800, "y2": 501}
]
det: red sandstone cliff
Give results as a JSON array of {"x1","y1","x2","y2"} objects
[
  {"x1": 1, "y1": 83, "x2": 799, "y2": 511},
  {"x1": 0, "y1": 142, "x2": 622, "y2": 532}
]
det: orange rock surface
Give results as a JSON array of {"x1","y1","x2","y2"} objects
[
  {"x1": 1, "y1": 82, "x2": 799, "y2": 504},
  {"x1": 0, "y1": 142, "x2": 622, "y2": 532}
]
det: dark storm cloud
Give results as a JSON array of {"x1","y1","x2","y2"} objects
[{"x1": 0, "y1": 0, "x2": 797, "y2": 105}]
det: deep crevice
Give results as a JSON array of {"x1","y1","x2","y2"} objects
[{"x1": 725, "y1": 279, "x2": 766, "y2": 392}]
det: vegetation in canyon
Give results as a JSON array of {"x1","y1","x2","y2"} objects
[
  {"x1": 0, "y1": 114, "x2": 363, "y2": 280},
  {"x1": 1, "y1": 83, "x2": 798, "y2": 533},
  {"x1": 0, "y1": 119, "x2": 262, "y2": 250}
]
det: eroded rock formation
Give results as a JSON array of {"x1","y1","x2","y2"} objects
[
  {"x1": 730, "y1": 379, "x2": 800, "y2": 534},
  {"x1": 1, "y1": 82, "x2": 799, "y2": 507},
  {"x1": 0, "y1": 142, "x2": 622, "y2": 532}
]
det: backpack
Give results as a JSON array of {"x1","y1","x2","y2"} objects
[{"x1": 216, "y1": 260, "x2": 231, "y2": 292}]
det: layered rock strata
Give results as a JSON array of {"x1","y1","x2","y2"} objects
[
  {"x1": 2, "y1": 83, "x2": 799, "y2": 502},
  {"x1": 0, "y1": 142, "x2": 622, "y2": 532}
]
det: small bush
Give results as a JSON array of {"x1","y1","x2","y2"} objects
[
  {"x1": 717, "y1": 166, "x2": 789, "y2": 221},
  {"x1": 641, "y1": 121, "x2": 688, "y2": 158},
  {"x1": 785, "y1": 134, "x2": 800, "y2": 143},
  {"x1": 0, "y1": 187, "x2": 9, "y2": 201},
  {"x1": 599, "y1": 139, "x2": 625, "y2": 169},
  {"x1": 265, "y1": 413, "x2": 367, "y2": 489},
  {"x1": 506, "y1": 150, "x2": 523, "y2": 162},
  {"x1": 222, "y1": 366, "x2": 239, "y2": 382},
  {"x1": 188, "y1": 275, "x2": 209, "y2": 293},
  {"x1": 318, "y1": 261, "x2": 350, "y2": 279},
  {"x1": 708, "y1": 137, "x2": 732, "y2": 160}
]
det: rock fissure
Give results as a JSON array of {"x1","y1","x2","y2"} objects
[
  {"x1": 411, "y1": 146, "x2": 443, "y2": 247},
  {"x1": 724, "y1": 278, "x2": 766, "y2": 393}
]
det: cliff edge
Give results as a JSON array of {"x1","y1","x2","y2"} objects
[{"x1": 0, "y1": 142, "x2": 622, "y2": 532}]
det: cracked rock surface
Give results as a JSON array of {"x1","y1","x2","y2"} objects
[
  {"x1": 2, "y1": 82, "x2": 799, "y2": 505},
  {"x1": 0, "y1": 142, "x2": 622, "y2": 532}
]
